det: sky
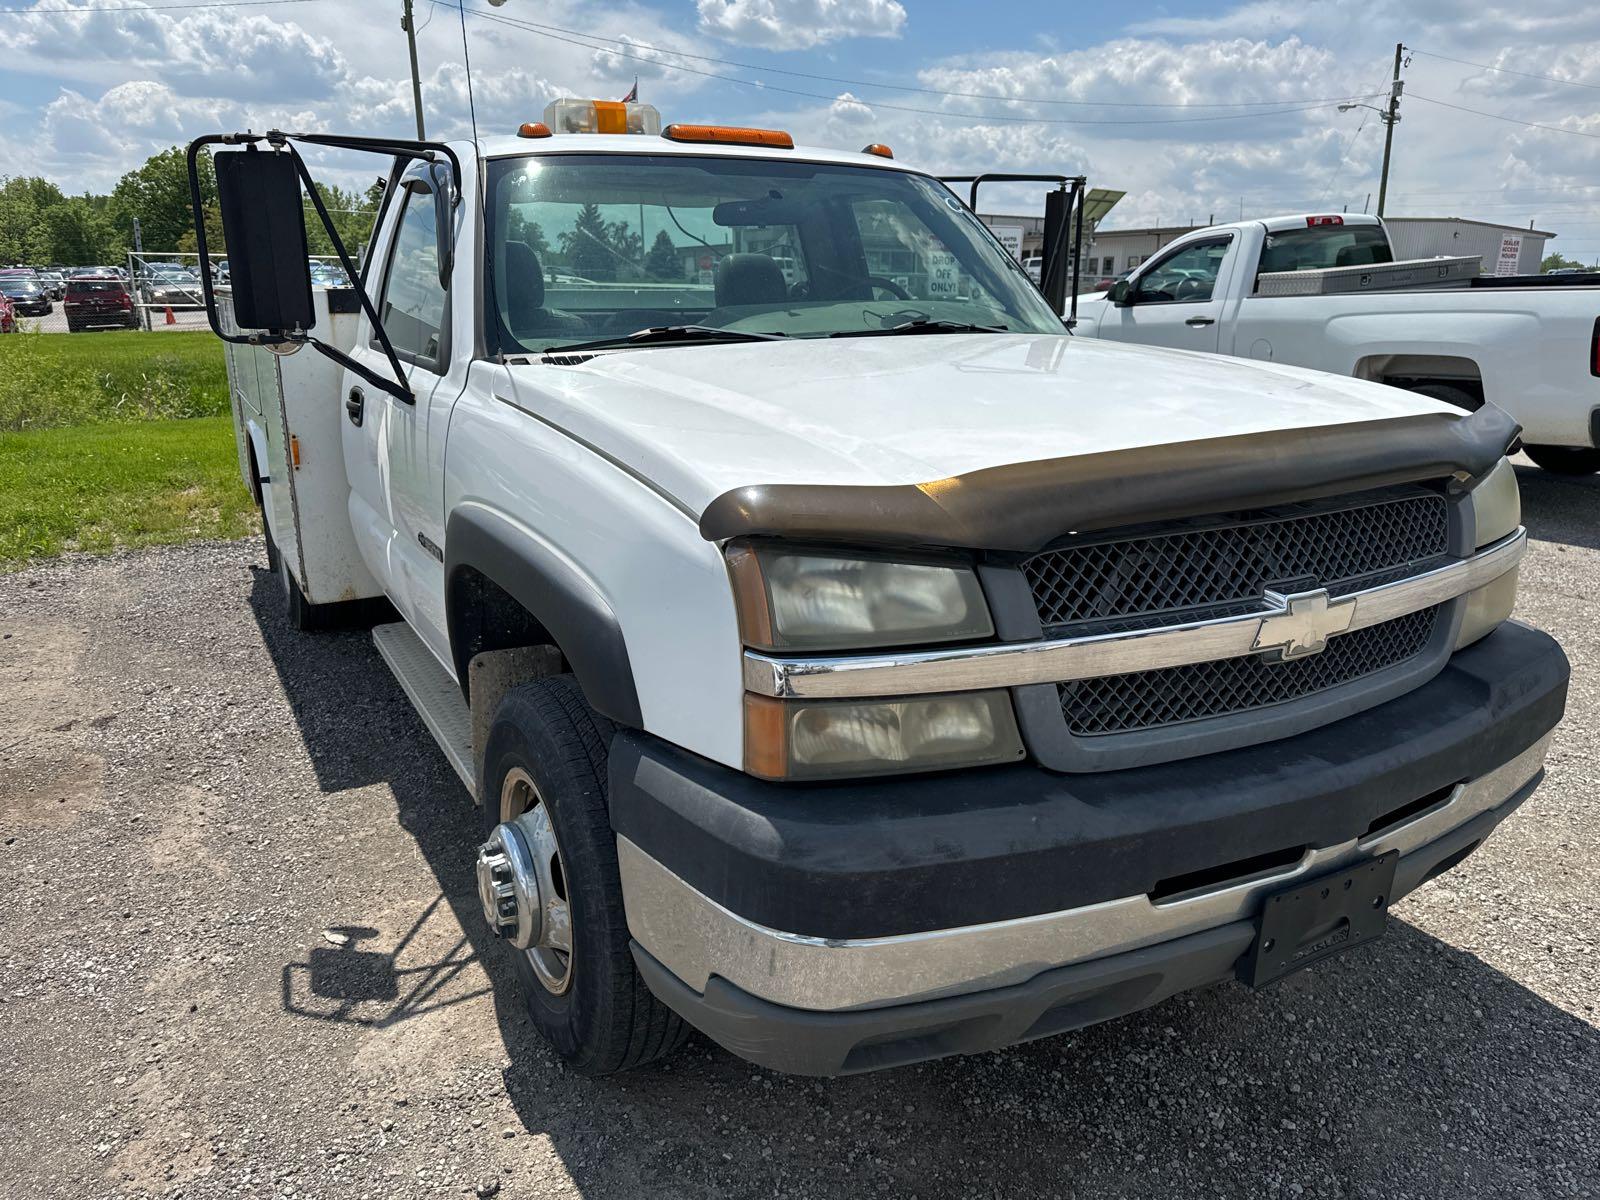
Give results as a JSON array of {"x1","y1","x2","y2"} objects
[{"x1": 2, "y1": 0, "x2": 1600, "y2": 259}]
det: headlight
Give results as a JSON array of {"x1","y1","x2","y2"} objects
[
  {"x1": 726, "y1": 544, "x2": 993, "y2": 651},
  {"x1": 743, "y1": 692, "x2": 1024, "y2": 780},
  {"x1": 1456, "y1": 458, "x2": 1521, "y2": 649}
]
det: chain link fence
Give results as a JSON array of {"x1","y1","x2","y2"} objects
[{"x1": 20, "y1": 253, "x2": 350, "y2": 334}]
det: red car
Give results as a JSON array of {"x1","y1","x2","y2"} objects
[
  {"x1": 0, "y1": 292, "x2": 15, "y2": 333},
  {"x1": 63, "y1": 275, "x2": 137, "y2": 332}
]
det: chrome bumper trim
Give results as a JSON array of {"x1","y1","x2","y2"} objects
[
  {"x1": 744, "y1": 528, "x2": 1526, "y2": 701},
  {"x1": 620, "y1": 735, "x2": 1548, "y2": 1012}
]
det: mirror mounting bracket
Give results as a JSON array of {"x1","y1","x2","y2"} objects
[{"x1": 187, "y1": 130, "x2": 465, "y2": 405}]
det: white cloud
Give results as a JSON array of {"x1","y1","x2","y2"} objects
[
  {"x1": 696, "y1": 0, "x2": 906, "y2": 51},
  {"x1": 0, "y1": 0, "x2": 347, "y2": 99}
]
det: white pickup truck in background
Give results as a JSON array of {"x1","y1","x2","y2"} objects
[{"x1": 1073, "y1": 214, "x2": 1600, "y2": 475}]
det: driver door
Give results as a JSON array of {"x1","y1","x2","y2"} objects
[
  {"x1": 1101, "y1": 234, "x2": 1234, "y2": 352},
  {"x1": 341, "y1": 163, "x2": 464, "y2": 662}
]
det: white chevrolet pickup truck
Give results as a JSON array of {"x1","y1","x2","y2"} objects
[
  {"x1": 190, "y1": 102, "x2": 1567, "y2": 1078},
  {"x1": 1074, "y1": 213, "x2": 1600, "y2": 475}
]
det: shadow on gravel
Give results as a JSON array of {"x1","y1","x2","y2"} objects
[
  {"x1": 246, "y1": 565, "x2": 1600, "y2": 1197},
  {"x1": 1517, "y1": 462, "x2": 1600, "y2": 552}
]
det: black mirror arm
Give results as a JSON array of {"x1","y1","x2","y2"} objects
[{"x1": 290, "y1": 144, "x2": 414, "y2": 405}]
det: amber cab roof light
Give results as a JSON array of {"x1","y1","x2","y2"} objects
[
  {"x1": 517, "y1": 122, "x2": 552, "y2": 139},
  {"x1": 662, "y1": 123, "x2": 794, "y2": 149},
  {"x1": 861, "y1": 143, "x2": 894, "y2": 159}
]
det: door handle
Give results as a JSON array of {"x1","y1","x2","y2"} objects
[
  {"x1": 346, "y1": 386, "x2": 364, "y2": 427},
  {"x1": 1185, "y1": 316, "x2": 1216, "y2": 327}
]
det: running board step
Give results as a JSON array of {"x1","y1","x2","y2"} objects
[{"x1": 372, "y1": 622, "x2": 474, "y2": 795}]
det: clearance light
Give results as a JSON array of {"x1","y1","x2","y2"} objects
[
  {"x1": 1306, "y1": 215, "x2": 1344, "y2": 227},
  {"x1": 662, "y1": 124, "x2": 794, "y2": 149},
  {"x1": 517, "y1": 121, "x2": 552, "y2": 139},
  {"x1": 543, "y1": 98, "x2": 662, "y2": 136},
  {"x1": 861, "y1": 143, "x2": 894, "y2": 159}
]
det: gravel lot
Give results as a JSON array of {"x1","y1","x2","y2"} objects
[{"x1": 1, "y1": 463, "x2": 1596, "y2": 1200}]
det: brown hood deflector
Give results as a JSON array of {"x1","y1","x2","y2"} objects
[{"x1": 698, "y1": 404, "x2": 1520, "y2": 553}]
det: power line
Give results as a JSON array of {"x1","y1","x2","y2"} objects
[
  {"x1": 471, "y1": 8, "x2": 1372, "y2": 128},
  {"x1": 466, "y1": 7, "x2": 1386, "y2": 110},
  {"x1": 0, "y1": 0, "x2": 325, "y2": 11},
  {"x1": 1410, "y1": 48, "x2": 1600, "y2": 92},
  {"x1": 1408, "y1": 93, "x2": 1600, "y2": 139}
]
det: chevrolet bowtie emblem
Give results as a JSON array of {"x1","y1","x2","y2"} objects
[{"x1": 1253, "y1": 588, "x2": 1355, "y2": 660}]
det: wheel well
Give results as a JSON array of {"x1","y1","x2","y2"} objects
[
  {"x1": 1353, "y1": 353, "x2": 1485, "y2": 408},
  {"x1": 245, "y1": 438, "x2": 264, "y2": 506},
  {"x1": 447, "y1": 565, "x2": 570, "y2": 706}
]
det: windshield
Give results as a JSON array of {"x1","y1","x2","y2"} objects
[{"x1": 486, "y1": 153, "x2": 1062, "y2": 352}]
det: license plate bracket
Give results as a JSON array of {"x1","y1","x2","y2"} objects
[{"x1": 1238, "y1": 850, "x2": 1399, "y2": 988}]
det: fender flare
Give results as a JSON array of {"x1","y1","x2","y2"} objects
[{"x1": 444, "y1": 504, "x2": 643, "y2": 727}]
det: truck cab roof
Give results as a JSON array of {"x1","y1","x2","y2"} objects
[{"x1": 473, "y1": 132, "x2": 921, "y2": 173}]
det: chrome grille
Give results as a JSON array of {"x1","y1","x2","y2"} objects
[
  {"x1": 1057, "y1": 606, "x2": 1441, "y2": 736},
  {"x1": 1023, "y1": 491, "x2": 1449, "y2": 635}
]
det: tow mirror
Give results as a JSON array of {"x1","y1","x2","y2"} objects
[
  {"x1": 214, "y1": 148, "x2": 314, "y2": 332},
  {"x1": 1038, "y1": 188, "x2": 1072, "y2": 313},
  {"x1": 402, "y1": 162, "x2": 454, "y2": 290},
  {"x1": 1109, "y1": 279, "x2": 1134, "y2": 306}
]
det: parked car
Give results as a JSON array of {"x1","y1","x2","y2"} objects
[
  {"x1": 0, "y1": 293, "x2": 15, "y2": 333},
  {"x1": 139, "y1": 264, "x2": 205, "y2": 309},
  {"x1": 38, "y1": 271, "x2": 67, "y2": 300},
  {"x1": 0, "y1": 276, "x2": 53, "y2": 316},
  {"x1": 1074, "y1": 212, "x2": 1600, "y2": 475},
  {"x1": 63, "y1": 276, "x2": 138, "y2": 331}
]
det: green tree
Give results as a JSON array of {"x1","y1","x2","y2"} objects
[
  {"x1": 507, "y1": 209, "x2": 550, "y2": 257},
  {"x1": 41, "y1": 197, "x2": 119, "y2": 264},
  {"x1": 110, "y1": 146, "x2": 215, "y2": 253},
  {"x1": 561, "y1": 203, "x2": 618, "y2": 281},
  {"x1": 643, "y1": 229, "x2": 679, "y2": 280},
  {"x1": 0, "y1": 176, "x2": 68, "y2": 264},
  {"x1": 1541, "y1": 251, "x2": 1588, "y2": 273}
]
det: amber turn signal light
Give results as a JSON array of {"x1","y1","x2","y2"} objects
[{"x1": 662, "y1": 124, "x2": 794, "y2": 149}]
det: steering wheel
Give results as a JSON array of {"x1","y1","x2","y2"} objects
[
  {"x1": 863, "y1": 275, "x2": 911, "y2": 300},
  {"x1": 791, "y1": 272, "x2": 912, "y2": 301}
]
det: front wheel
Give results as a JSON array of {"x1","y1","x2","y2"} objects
[{"x1": 476, "y1": 676, "x2": 689, "y2": 1076}]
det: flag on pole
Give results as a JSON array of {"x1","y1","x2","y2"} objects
[{"x1": 621, "y1": 77, "x2": 638, "y2": 103}]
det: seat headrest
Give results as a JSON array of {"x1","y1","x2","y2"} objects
[
  {"x1": 503, "y1": 239, "x2": 545, "y2": 314},
  {"x1": 715, "y1": 253, "x2": 787, "y2": 308}
]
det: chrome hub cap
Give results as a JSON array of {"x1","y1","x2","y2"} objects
[{"x1": 475, "y1": 767, "x2": 573, "y2": 996}]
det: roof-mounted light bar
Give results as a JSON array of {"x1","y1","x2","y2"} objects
[{"x1": 543, "y1": 98, "x2": 661, "y2": 136}]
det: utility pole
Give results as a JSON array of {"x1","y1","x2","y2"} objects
[
  {"x1": 1377, "y1": 42, "x2": 1405, "y2": 217},
  {"x1": 402, "y1": 0, "x2": 426, "y2": 140}
]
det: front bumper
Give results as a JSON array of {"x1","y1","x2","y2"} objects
[{"x1": 610, "y1": 621, "x2": 1568, "y2": 1074}]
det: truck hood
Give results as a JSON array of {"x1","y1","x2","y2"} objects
[{"x1": 501, "y1": 333, "x2": 1456, "y2": 520}]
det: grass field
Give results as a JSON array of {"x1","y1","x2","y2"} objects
[
  {"x1": 0, "y1": 330, "x2": 254, "y2": 567},
  {"x1": 0, "y1": 415, "x2": 255, "y2": 565},
  {"x1": 0, "y1": 329, "x2": 228, "y2": 431}
]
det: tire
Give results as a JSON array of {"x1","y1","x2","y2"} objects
[
  {"x1": 478, "y1": 676, "x2": 689, "y2": 1076},
  {"x1": 1407, "y1": 382, "x2": 1481, "y2": 413},
  {"x1": 277, "y1": 549, "x2": 342, "y2": 631},
  {"x1": 65, "y1": 316, "x2": 80, "y2": 333},
  {"x1": 1523, "y1": 444, "x2": 1600, "y2": 476}
]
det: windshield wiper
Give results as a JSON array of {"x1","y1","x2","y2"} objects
[
  {"x1": 829, "y1": 317, "x2": 1009, "y2": 338},
  {"x1": 544, "y1": 325, "x2": 788, "y2": 354}
]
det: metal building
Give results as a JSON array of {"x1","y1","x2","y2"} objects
[{"x1": 1382, "y1": 217, "x2": 1555, "y2": 276}]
